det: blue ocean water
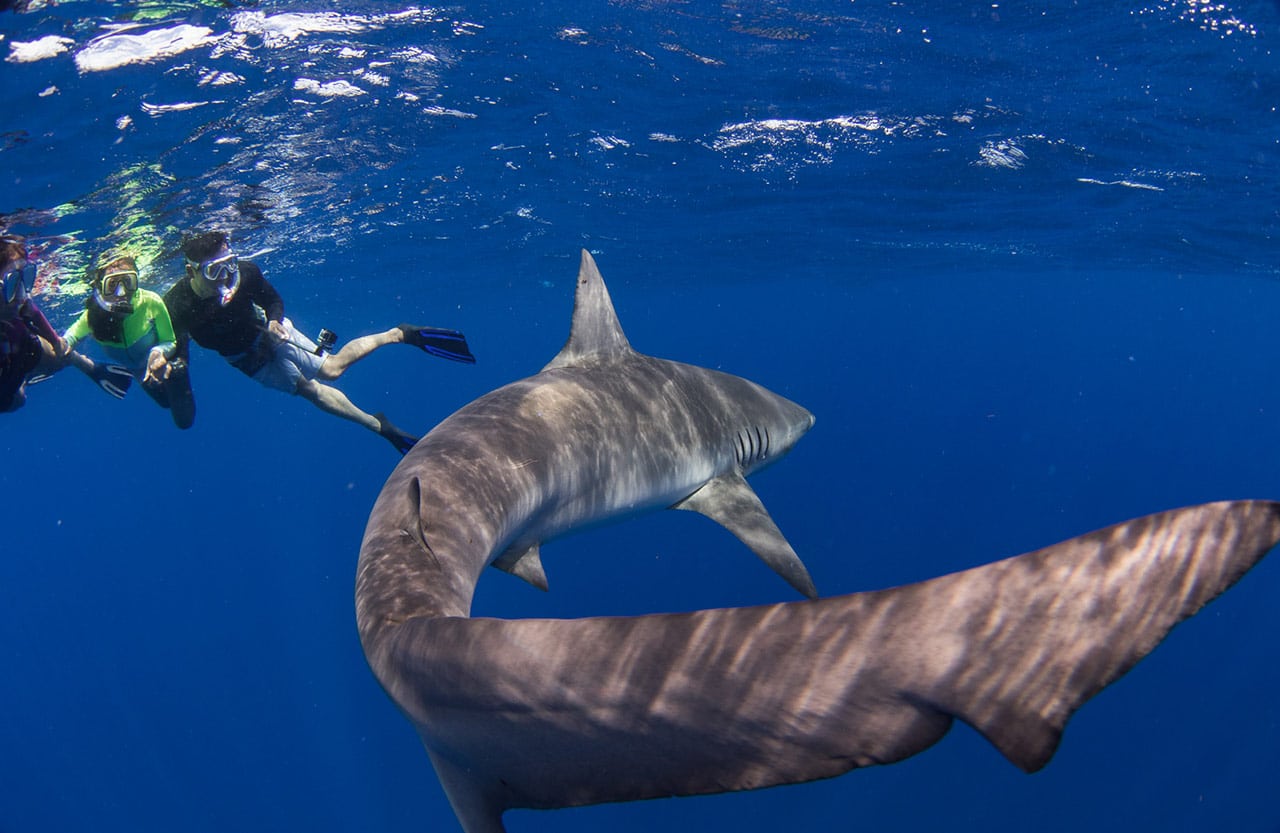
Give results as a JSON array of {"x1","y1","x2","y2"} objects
[{"x1": 2, "y1": 1, "x2": 1279, "y2": 831}]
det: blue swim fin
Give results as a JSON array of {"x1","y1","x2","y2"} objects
[{"x1": 398, "y1": 324, "x2": 476, "y2": 364}]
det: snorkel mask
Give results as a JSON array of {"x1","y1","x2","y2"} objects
[
  {"x1": 194, "y1": 251, "x2": 241, "y2": 307},
  {"x1": 1, "y1": 261, "x2": 36, "y2": 306},
  {"x1": 92, "y1": 267, "x2": 138, "y2": 317}
]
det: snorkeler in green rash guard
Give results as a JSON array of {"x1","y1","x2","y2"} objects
[
  {"x1": 3, "y1": 235, "x2": 134, "y2": 411},
  {"x1": 62, "y1": 254, "x2": 195, "y2": 428}
]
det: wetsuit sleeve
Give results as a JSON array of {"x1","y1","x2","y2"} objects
[
  {"x1": 22, "y1": 300, "x2": 60, "y2": 346},
  {"x1": 163, "y1": 283, "x2": 189, "y2": 337},
  {"x1": 243, "y1": 262, "x2": 285, "y2": 323},
  {"x1": 143, "y1": 291, "x2": 177, "y2": 355},
  {"x1": 162, "y1": 283, "x2": 192, "y2": 359},
  {"x1": 64, "y1": 311, "x2": 92, "y2": 351}
]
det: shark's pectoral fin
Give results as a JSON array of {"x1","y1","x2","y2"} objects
[
  {"x1": 673, "y1": 470, "x2": 818, "y2": 599},
  {"x1": 426, "y1": 746, "x2": 509, "y2": 833},
  {"x1": 491, "y1": 544, "x2": 550, "y2": 591}
]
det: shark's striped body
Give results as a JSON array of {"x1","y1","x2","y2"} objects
[{"x1": 356, "y1": 251, "x2": 1280, "y2": 833}]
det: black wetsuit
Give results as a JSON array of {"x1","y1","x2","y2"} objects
[{"x1": 164, "y1": 261, "x2": 284, "y2": 375}]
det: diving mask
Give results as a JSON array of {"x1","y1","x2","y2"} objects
[
  {"x1": 1, "y1": 262, "x2": 36, "y2": 305},
  {"x1": 93, "y1": 268, "x2": 138, "y2": 316},
  {"x1": 194, "y1": 252, "x2": 241, "y2": 306}
]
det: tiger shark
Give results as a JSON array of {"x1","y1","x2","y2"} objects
[{"x1": 356, "y1": 250, "x2": 1280, "y2": 833}]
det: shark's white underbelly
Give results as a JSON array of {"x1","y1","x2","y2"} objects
[{"x1": 505, "y1": 450, "x2": 722, "y2": 555}]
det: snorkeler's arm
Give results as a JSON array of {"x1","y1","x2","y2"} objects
[
  {"x1": 162, "y1": 282, "x2": 190, "y2": 339},
  {"x1": 243, "y1": 261, "x2": 285, "y2": 323},
  {"x1": 40, "y1": 309, "x2": 95, "y2": 377},
  {"x1": 23, "y1": 300, "x2": 61, "y2": 347},
  {"x1": 63, "y1": 311, "x2": 92, "y2": 352},
  {"x1": 140, "y1": 290, "x2": 178, "y2": 358}
]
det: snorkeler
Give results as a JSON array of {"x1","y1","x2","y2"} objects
[
  {"x1": 61, "y1": 254, "x2": 195, "y2": 429},
  {"x1": 1, "y1": 236, "x2": 132, "y2": 413},
  {"x1": 163, "y1": 230, "x2": 474, "y2": 454}
]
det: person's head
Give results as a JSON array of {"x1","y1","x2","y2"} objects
[
  {"x1": 182, "y1": 230, "x2": 240, "y2": 305},
  {"x1": 181, "y1": 230, "x2": 227, "y2": 264},
  {"x1": 91, "y1": 254, "x2": 139, "y2": 317},
  {"x1": 0, "y1": 235, "x2": 34, "y2": 309}
]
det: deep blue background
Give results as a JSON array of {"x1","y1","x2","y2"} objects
[{"x1": 2, "y1": 2, "x2": 1279, "y2": 831}]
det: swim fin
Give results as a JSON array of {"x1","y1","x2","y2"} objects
[
  {"x1": 91, "y1": 363, "x2": 133, "y2": 399},
  {"x1": 398, "y1": 324, "x2": 476, "y2": 364},
  {"x1": 376, "y1": 412, "x2": 419, "y2": 455}
]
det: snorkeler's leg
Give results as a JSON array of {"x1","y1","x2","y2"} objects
[
  {"x1": 316, "y1": 328, "x2": 402, "y2": 380},
  {"x1": 296, "y1": 377, "x2": 380, "y2": 430},
  {"x1": 36, "y1": 337, "x2": 92, "y2": 377},
  {"x1": 296, "y1": 378, "x2": 418, "y2": 453},
  {"x1": 59, "y1": 345, "x2": 94, "y2": 376},
  {"x1": 165, "y1": 358, "x2": 195, "y2": 430}
]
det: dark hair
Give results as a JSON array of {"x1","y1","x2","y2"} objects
[
  {"x1": 95, "y1": 254, "x2": 137, "y2": 284},
  {"x1": 181, "y1": 231, "x2": 228, "y2": 263},
  {"x1": 0, "y1": 235, "x2": 27, "y2": 271}
]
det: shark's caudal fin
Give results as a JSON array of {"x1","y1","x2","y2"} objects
[
  {"x1": 542, "y1": 250, "x2": 633, "y2": 370},
  {"x1": 381, "y1": 500, "x2": 1280, "y2": 831},
  {"x1": 932, "y1": 499, "x2": 1280, "y2": 771}
]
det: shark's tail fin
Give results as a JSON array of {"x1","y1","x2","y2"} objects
[{"x1": 909, "y1": 499, "x2": 1280, "y2": 772}]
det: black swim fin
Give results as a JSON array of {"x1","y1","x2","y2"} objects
[
  {"x1": 398, "y1": 324, "x2": 476, "y2": 364},
  {"x1": 376, "y1": 412, "x2": 419, "y2": 455},
  {"x1": 91, "y1": 363, "x2": 133, "y2": 399}
]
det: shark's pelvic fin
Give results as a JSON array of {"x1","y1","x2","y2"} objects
[
  {"x1": 491, "y1": 544, "x2": 550, "y2": 591},
  {"x1": 543, "y1": 250, "x2": 634, "y2": 371},
  {"x1": 673, "y1": 470, "x2": 819, "y2": 599},
  {"x1": 426, "y1": 747, "x2": 507, "y2": 833}
]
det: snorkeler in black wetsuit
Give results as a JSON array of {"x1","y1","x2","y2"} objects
[
  {"x1": 0, "y1": 275, "x2": 57, "y2": 412},
  {"x1": 1, "y1": 236, "x2": 132, "y2": 412},
  {"x1": 164, "y1": 255, "x2": 284, "y2": 373},
  {"x1": 164, "y1": 230, "x2": 475, "y2": 454},
  {"x1": 2, "y1": 238, "x2": 72, "y2": 409}
]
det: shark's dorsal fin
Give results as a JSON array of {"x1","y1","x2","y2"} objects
[
  {"x1": 673, "y1": 470, "x2": 819, "y2": 599},
  {"x1": 542, "y1": 250, "x2": 633, "y2": 371},
  {"x1": 491, "y1": 544, "x2": 549, "y2": 591}
]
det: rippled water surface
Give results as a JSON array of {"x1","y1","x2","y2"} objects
[{"x1": 3, "y1": 2, "x2": 1279, "y2": 832}]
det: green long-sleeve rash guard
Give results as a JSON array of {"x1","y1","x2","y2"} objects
[{"x1": 63, "y1": 289, "x2": 178, "y2": 372}]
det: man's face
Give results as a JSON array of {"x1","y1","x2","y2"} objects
[{"x1": 190, "y1": 243, "x2": 240, "y2": 305}]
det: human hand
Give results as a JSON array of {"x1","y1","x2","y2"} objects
[
  {"x1": 268, "y1": 319, "x2": 288, "y2": 340},
  {"x1": 144, "y1": 348, "x2": 169, "y2": 385}
]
